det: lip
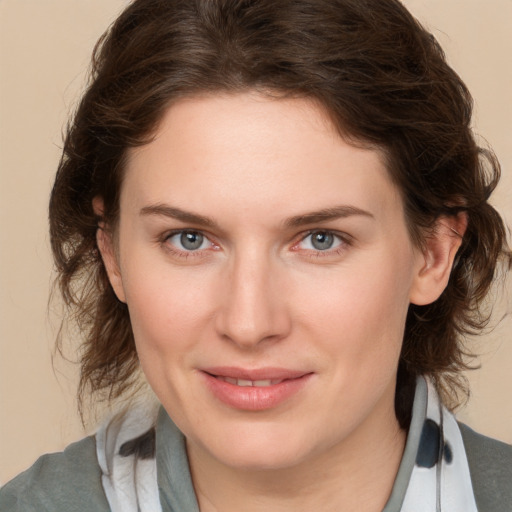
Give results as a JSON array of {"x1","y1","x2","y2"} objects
[{"x1": 200, "y1": 367, "x2": 313, "y2": 411}]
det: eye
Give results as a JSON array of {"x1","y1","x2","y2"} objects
[
  {"x1": 298, "y1": 230, "x2": 345, "y2": 251},
  {"x1": 166, "y1": 230, "x2": 210, "y2": 251}
]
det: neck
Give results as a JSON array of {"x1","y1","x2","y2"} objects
[{"x1": 187, "y1": 404, "x2": 406, "y2": 512}]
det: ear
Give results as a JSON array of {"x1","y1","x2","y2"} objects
[
  {"x1": 409, "y1": 213, "x2": 467, "y2": 306},
  {"x1": 93, "y1": 196, "x2": 126, "y2": 303}
]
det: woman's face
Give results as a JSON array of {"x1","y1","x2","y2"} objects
[{"x1": 104, "y1": 93, "x2": 428, "y2": 471}]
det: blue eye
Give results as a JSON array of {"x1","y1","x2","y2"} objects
[
  {"x1": 301, "y1": 231, "x2": 343, "y2": 251},
  {"x1": 167, "y1": 231, "x2": 209, "y2": 251},
  {"x1": 310, "y1": 231, "x2": 335, "y2": 250}
]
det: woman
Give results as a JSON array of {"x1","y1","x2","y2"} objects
[{"x1": 1, "y1": 0, "x2": 511, "y2": 510}]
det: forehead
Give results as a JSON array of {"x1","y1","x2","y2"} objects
[{"x1": 122, "y1": 93, "x2": 403, "y2": 225}]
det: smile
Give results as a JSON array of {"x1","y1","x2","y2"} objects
[
  {"x1": 216, "y1": 377, "x2": 284, "y2": 387},
  {"x1": 201, "y1": 368, "x2": 313, "y2": 411}
]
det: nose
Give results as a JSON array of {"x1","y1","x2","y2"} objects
[{"x1": 214, "y1": 250, "x2": 291, "y2": 349}]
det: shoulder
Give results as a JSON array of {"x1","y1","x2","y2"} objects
[
  {"x1": 459, "y1": 422, "x2": 512, "y2": 512},
  {"x1": 0, "y1": 436, "x2": 110, "y2": 512}
]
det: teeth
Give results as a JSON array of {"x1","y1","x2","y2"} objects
[
  {"x1": 218, "y1": 377, "x2": 282, "y2": 387},
  {"x1": 253, "y1": 380, "x2": 272, "y2": 387}
]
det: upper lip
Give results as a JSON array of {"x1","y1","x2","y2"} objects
[{"x1": 201, "y1": 366, "x2": 311, "y2": 381}]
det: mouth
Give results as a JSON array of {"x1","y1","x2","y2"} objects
[
  {"x1": 214, "y1": 376, "x2": 286, "y2": 387},
  {"x1": 201, "y1": 367, "x2": 313, "y2": 411}
]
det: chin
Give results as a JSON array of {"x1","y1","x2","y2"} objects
[{"x1": 189, "y1": 418, "x2": 328, "y2": 472}]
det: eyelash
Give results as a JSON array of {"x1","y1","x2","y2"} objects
[
  {"x1": 161, "y1": 230, "x2": 218, "y2": 259},
  {"x1": 159, "y1": 229, "x2": 352, "y2": 259},
  {"x1": 291, "y1": 230, "x2": 352, "y2": 258}
]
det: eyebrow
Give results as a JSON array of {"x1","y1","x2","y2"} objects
[
  {"x1": 140, "y1": 204, "x2": 219, "y2": 228},
  {"x1": 284, "y1": 205, "x2": 374, "y2": 228},
  {"x1": 140, "y1": 203, "x2": 374, "y2": 230}
]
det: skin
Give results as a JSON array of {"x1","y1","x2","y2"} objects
[{"x1": 97, "y1": 93, "x2": 464, "y2": 511}]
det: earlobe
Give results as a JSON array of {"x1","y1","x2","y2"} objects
[
  {"x1": 409, "y1": 213, "x2": 467, "y2": 306},
  {"x1": 93, "y1": 197, "x2": 127, "y2": 303}
]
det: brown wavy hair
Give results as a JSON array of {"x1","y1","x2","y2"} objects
[{"x1": 49, "y1": 0, "x2": 511, "y2": 426}]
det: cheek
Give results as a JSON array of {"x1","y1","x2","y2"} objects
[
  {"x1": 121, "y1": 259, "x2": 216, "y2": 357},
  {"x1": 295, "y1": 255, "x2": 413, "y2": 366},
  {"x1": 120, "y1": 263, "x2": 217, "y2": 411}
]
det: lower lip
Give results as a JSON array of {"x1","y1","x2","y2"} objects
[{"x1": 202, "y1": 372, "x2": 312, "y2": 411}]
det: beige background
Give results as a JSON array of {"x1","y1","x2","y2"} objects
[{"x1": 1, "y1": 0, "x2": 511, "y2": 484}]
